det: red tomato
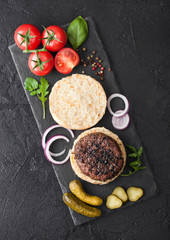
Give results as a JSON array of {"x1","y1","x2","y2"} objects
[
  {"x1": 14, "y1": 24, "x2": 41, "y2": 51},
  {"x1": 42, "y1": 25, "x2": 67, "y2": 52},
  {"x1": 28, "y1": 51, "x2": 54, "y2": 76},
  {"x1": 54, "y1": 48, "x2": 79, "y2": 74}
]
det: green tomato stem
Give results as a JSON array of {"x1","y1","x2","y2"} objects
[{"x1": 23, "y1": 48, "x2": 47, "y2": 53}]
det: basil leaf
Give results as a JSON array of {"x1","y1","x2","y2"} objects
[
  {"x1": 67, "y1": 16, "x2": 88, "y2": 50},
  {"x1": 25, "y1": 77, "x2": 38, "y2": 92}
]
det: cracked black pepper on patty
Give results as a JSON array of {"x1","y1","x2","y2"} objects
[{"x1": 74, "y1": 132, "x2": 124, "y2": 181}]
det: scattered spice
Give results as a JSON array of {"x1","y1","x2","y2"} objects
[{"x1": 80, "y1": 49, "x2": 105, "y2": 81}]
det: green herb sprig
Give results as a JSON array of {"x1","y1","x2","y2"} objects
[
  {"x1": 121, "y1": 145, "x2": 146, "y2": 176},
  {"x1": 24, "y1": 77, "x2": 49, "y2": 119}
]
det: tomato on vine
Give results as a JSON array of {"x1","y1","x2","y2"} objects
[
  {"x1": 42, "y1": 25, "x2": 67, "y2": 52},
  {"x1": 14, "y1": 24, "x2": 41, "y2": 51},
  {"x1": 28, "y1": 51, "x2": 54, "y2": 76}
]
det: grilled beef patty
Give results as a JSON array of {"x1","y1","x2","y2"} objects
[{"x1": 74, "y1": 132, "x2": 124, "y2": 181}]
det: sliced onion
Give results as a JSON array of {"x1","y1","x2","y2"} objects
[
  {"x1": 112, "y1": 110, "x2": 130, "y2": 130},
  {"x1": 44, "y1": 135, "x2": 71, "y2": 165},
  {"x1": 42, "y1": 124, "x2": 74, "y2": 156},
  {"x1": 107, "y1": 93, "x2": 129, "y2": 117}
]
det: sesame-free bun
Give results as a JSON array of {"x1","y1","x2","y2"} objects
[
  {"x1": 70, "y1": 127, "x2": 126, "y2": 185},
  {"x1": 49, "y1": 74, "x2": 107, "y2": 130}
]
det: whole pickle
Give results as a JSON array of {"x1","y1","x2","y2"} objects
[
  {"x1": 69, "y1": 180, "x2": 103, "y2": 206},
  {"x1": 63, "y1": 192, "x2": 101, "y2": 218}
]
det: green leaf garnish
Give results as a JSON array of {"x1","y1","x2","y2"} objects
[
  {"x1": 121, "y1": 145, "x2": 146, "y2": 177},
  {"x1": 67, "y1": 16, "x2": 88, "y2": 50},
  {"x1": 24, "y1": 77, "x2": 49, "y2": 119},
  {"x1": 24, "y1": 77, "x2": 39, "y2": 92}
]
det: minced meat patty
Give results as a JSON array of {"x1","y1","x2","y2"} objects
[{"x1": 74, "y1": 132, "x2": 124, "y2": 181}]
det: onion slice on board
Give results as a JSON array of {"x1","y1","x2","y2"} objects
[
  {"x1": 44, "y1": 135, "x2": 71, "y2": 165},
  {"x1": 107, "y1": 93, "x2": 129, "y2": 117},
  {"x1": 42, "y1": 125, "x2": 74, "y2": 157},
  {"x1": 112, "y1": 110, "x2": 130, "y2": 130}
]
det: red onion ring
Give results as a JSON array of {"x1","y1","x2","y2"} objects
[
  {"x1": 42, "y1": 125, "x2": 74, "y2": 157},
  {"x1": 44, "y1": 135, "x2": 71, "y2": 165},
  {"x1": 107, "y1": 93, "x2": 129, "y2": 117},
  {"x1": 112, "y1": 110, "x2": 130, "y2": 130}
]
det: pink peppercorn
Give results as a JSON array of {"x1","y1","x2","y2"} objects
[
  {"x1": 101, "y1": 67, "x2": 104, "y2": 71},
  {"x1": 92, "y1": 67, "x2": 95, "y2": 70}
]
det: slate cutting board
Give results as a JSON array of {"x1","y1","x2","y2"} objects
[{"x1": 9, "y1": 17, "x2": 157, "y2": 226}]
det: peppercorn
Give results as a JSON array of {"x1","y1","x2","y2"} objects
[
  {"x1": 99, "y1": 59, "x2": 102, "y2": 63},
  {"x1": 92, "y1": 64, "x2": 94, "y2": 67},
  {"x1": 96, "y1": 57, "x2": 99, "y2": 60},
  {"x1": 100, "y1": 70, "x2": 103, "y2": 74},
  {"x1": 91, "y1": 55, "x2": 94, "y2": 58},
  {"x1": 87, "y1": 56, "x2": 90, "y2": 60},
  {"x1": 99, "y1": 64, "x2": 101, "y2": 68},
  {"x1": 93, "y1": 50, "x2": 96, "y2": 54},
  {"x1": 108, "y1": 68, "x2": 111, "y2": 71},
  {"x1": 101, "y1": 67, "x2": 104, "y2": 71},
  {"x1": 100, "y1": 73, "x2": 103, "y2": 76},
  {"x1": 84, "y1": 63, "x2": 87, "y2": 67},
  {"x1": 76, "y1": 49, "x2": 79, "y2": 52},
  {"x1": 82, "y1": 48, "x2": 86, "y2": 51},
  {"x1": 100, "y1": 77, "x2": 104, "y2": 81},
  {"x1": 92, "y1": 67, "x2": 95, "y2": 71},
  {"x1": 95, "y1": 72, "x2": 98, "y2": 75},
  {"x1": 82, "y1": 71, "x2": 85, "y2": 74},
  {"x1": 81, "y1": 59, "x2": 84, "y2": 63},
  {"x1": 97, "y1": 62, "x2": 99, "y2": 66}
]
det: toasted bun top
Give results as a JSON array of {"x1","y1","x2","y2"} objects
[{"x1": 49, "y1": 74, "x2": 107, "y2": 130}]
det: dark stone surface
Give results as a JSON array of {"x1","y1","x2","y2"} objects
[{"x1": 0, "y1": 0, "x2": 170, "y2": 239}]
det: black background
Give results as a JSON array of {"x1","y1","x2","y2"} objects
[{"x1": 0, "y1": 0, "x2": 170, "y2": 239}]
